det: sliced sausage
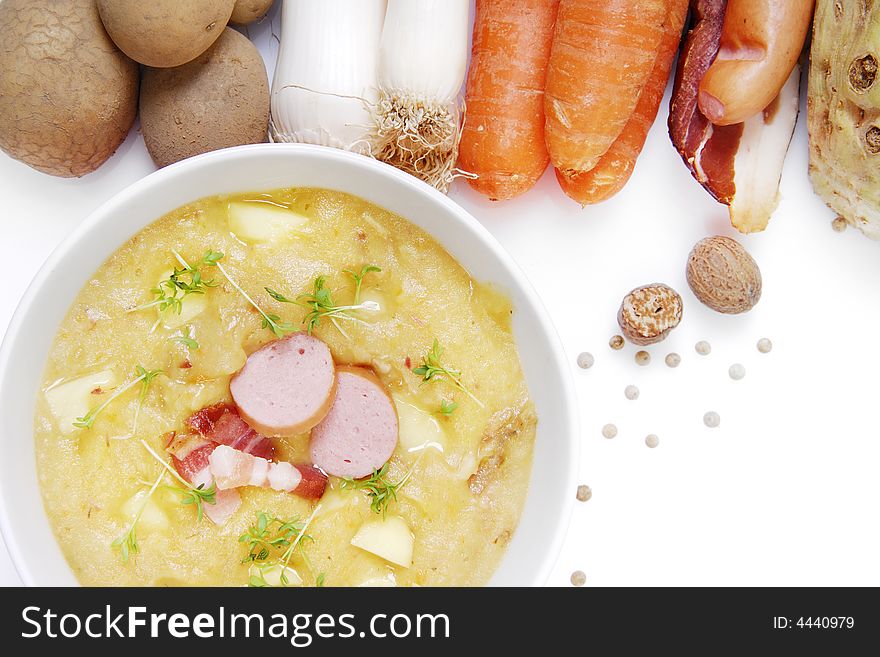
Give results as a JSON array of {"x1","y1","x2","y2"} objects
[
  {"x1": 309, "y1": 366, "x2": 398, "y2": 479},
  {"x1": 230, "y1": 333, "x2": 337, "y2": 438}
]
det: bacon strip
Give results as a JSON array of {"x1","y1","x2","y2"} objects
[
  {"x1": 171, "y1": 404, "x2": 328, "y2": 504},
  {"x1": 293, "y1": 465, "x2": 330, "y2": 501},
  {"x1": 166, "y1": 432, "x2": 213, "y2": 483},
  {"x1": 185, "y1": 402, "x2": 228, "y2": 435},
  {"x1": 210, "y1": 410, "x2": 276, "y2": 460},
  {"x1": 209, "y1": 445, "x2": 300, "y2": 491},
  {"x1": 165, "y1": 432, "x2": 241, "y2": 526},
  {"x1": 187, "y1": 402, "x2": 276, "y2": 460},
  {"x1": 207, "y1": 445, "x2": 328, "y2": 500}
]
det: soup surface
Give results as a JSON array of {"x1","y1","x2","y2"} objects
[{"x1": 34, "y1": 188, "x2": 536, "y2": 586}]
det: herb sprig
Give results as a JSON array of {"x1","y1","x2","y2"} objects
[
  {"x1": 268, "y1": 269, "x2": 380, "y2": 338},
  {"x1": 139, "y1": 439, "x2": 216, "y2": 520},
  {"x1": 216, "y1": 262, "x2": 297, "y2": 338},
  {"x1": 242, "y1": 506, "x2": 320, "y2": 587},
  {"x1": 413, "y1": 339, "x2": 484, "y2": 408},
  {"x1": 112, "y1": 470, "x2": 164, "y2": 562},
  {"x1": 130, "y1": 250, "x2": 223, "y2": 317},
  {"x1": 74, "y1": 365, "x2": 165, "y2": 431},
  {"x1": 341, "y1": 457, "x2": 420, "y2": 517},
  {"x1": 240, "y1": 512, "x2": 309, "y2": 563},
  {"x1": 344, "y1": 265, "x2": 382, "y2": 305},
  {"x1": 439, "y1": 399, "x2": 458, "y2": 416},
  {"x1": 111, "y1": 437, "x2": 217, "y2": 562},
  {"x1": 130, "y1": 365, "x2": 166, "y2": 437},
  {"x1": 168, "y1": 482, "x2": 216, "y2": 522},
  {"x1": 172, "y1": 327, "x2": 199, "y2": 350}
]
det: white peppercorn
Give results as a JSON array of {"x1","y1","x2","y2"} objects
[{"x1": 729, "y1": 363, "x2": 746, "y2": 380}]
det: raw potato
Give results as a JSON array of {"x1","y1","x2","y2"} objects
[
  {"x1": 96, "y1": 0, "x2": 234, "y2": 68},
  {"x1": 686, "y1": 236, "x2": 762, "y2": 314},
  {"x1": 227, "y1": 201, "x2": 309, "y2": 243},
  {"x1": 140, "y1": 28, "x2": 269, "y2": 168},
  {"x1": 44, "y1": 370, "x2": 117, "y2": 435},
  {"x1": 350, "y1": 516, "x2": 415, "y2": 568},
  {"x1": 808, "y1": 0, "x2": 880, "y2": 239},
  {"x1": 120, "y1": 491, "x2": 169, "y2": 532},
  {"x1": 230, "y1": 0, "x2": 275, "y2": 25},
  {"x1": 393, "y1": 396, "x2": 447, "y2": 453},
  {"x1": 0, "y1": 0, "x2": 139, "y2": 178}
]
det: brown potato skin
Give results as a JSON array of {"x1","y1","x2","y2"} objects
[
  {"x1": 96, "y1": 0, "x2": 234, "y2": 68},
  {"x1": 230, "y1": 0, "x2": 274, "y2": 25},
  {"x1": 140, "y1": 28, "x2": 269, "y2": 168},
  {"x1": 0, "y1": 0, "x2": 138, "y2": 178}
]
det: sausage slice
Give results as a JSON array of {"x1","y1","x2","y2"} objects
[
  {"x1": 309, "y1": 366, "x2": 399, "y2": 478},
  {"x1": 230, "y1": 333, "x2": 337, "y2": 438}
]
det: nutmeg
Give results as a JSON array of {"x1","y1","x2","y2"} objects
[
  {"x1": 686, "y1": 236, "x2": 762, "y2": 314},
  {"x1": 617, "y1": 284, "x2": 683, "y2": 346}
]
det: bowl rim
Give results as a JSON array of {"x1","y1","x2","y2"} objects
[{"x1": 0, "y1": 143, "x2": 578, "y2": 586}]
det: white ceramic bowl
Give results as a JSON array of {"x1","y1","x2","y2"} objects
[{"x1": 0, "y1": 144, "x2": 578, "y2": 586}]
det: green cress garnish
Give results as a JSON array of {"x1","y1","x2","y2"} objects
[
  {"x1": 266, "y1": 265, "x2": 381, "y2": 338},
  {"x1": 112, "y1": 441, "x2": 218, "y2": 563},
  {"x1": 241, "y1": 506, "x2": 320, "y2": 587},
  {"x1": 239, "y1": 512, "x2": 310, "y2": 563},
  {"x1": 340, "y1": 456, "x2": 422, "y2": 518},
  {"x1": 412, "y1": 339, "x2": 484, "y2": 408},
  {"x1": 344, "y1": 265, "x2": 382, "y2": 305},
  {"x1": 214, "y1": 261, "x2": 297, "y2": 338},
  {"x1": 439, "y1": 399, "x2": 458, "y2": 416},
  {"x1": 130, "y1": 250, "x2": 223, "y2": 317},
  {"x1": 172, "y1": 327, "x2": 199, "y2": 350},
  {"x1": 73, "y1": 365, "x2": 165, "y2": 431},
  {"x1": 112, "y1": 470, "x2": 164, "y2": 563},
  {"x1": 139, "y1": 439, "x2": 216, "y2": 521}
]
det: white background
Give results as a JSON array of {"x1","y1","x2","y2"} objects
[{"x1": 2, "y1": 4, "x2": 879, "y2": 587}]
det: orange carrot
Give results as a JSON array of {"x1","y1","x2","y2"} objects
[
  {"x1": 458, "y1": 0, "x2": 560, "y2": 201},
  {"x1": 557, "y1": 0, "x2": 688, "y2": 204},
  {"x1": 545, "y1": 0, "x2": 670, "y2": 176}
]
